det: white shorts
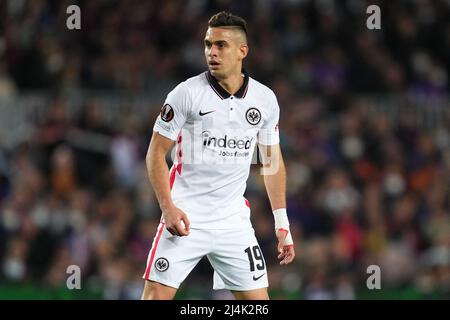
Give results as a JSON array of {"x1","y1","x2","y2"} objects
[{"x1": 142, "y1": 223, "x2": 269, "y2": 291}]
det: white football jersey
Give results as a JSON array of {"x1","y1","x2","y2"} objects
[{"x1": 153, "y1": 71, "x2": 280, "y2": 229}]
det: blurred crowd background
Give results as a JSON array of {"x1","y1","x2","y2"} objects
[{"x1": 1, "y1": 0, "x2": 450, "y2": 299}]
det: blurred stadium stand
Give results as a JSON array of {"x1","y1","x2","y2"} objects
[{"x1": 0, "y1": 0, "x2": 450, "y2": 299}]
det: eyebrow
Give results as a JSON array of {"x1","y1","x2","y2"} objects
[{"x1": 204, "y1": 39, "x2": 228, "y2": 46}]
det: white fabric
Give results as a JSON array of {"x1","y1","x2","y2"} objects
[
  {"x1": 153, "y1": 71, "x2": 281, "y2": 229},
  {"x1": 143, "y1": 223, "x2": 269, "y2": 291},
  {"x1": 273, "y1": 208, "x2": 294, "y2": 246}
]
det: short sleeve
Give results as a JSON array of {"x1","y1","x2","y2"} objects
[
  {"x1": 257, "y1": 91, "x2": 280, "y2": 145},
  {"x1": 153, "y1": 82, "x2": 190, "y2": 141}
]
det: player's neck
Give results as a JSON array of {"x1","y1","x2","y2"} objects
[{"x1": 216, "y1": 71, "x2": 244, "y2": 96}]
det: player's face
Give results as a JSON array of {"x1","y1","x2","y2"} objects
[{"x1": 204, "y1": 27, "x2": 247, "y2": 79}]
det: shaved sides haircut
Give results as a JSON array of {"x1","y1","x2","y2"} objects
[{"x1": 208, "y1": 11, "x2": 248, "y2": 42}]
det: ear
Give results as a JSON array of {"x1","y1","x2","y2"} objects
[{"x1": 239, "y1": 43, "x2": 249, "y2": 61}]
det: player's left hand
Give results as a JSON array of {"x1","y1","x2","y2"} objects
[{"x1": 276, "y1": 229, "x2": 295, "y2": 265}]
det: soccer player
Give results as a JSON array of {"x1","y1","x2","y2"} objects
[{"x1": 142, "y1": 11, "x2": 295, "y2": 300}]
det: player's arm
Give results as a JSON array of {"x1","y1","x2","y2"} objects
[
  {"x1": 146, "y1": 131, "x2": 190, "y2": 236},
  {"x1": 258, "y1": 143, "x2": 295, "y2": 265}
]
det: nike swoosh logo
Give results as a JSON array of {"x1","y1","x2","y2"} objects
[
  {"x1": 253, "y1": 273, "x2": 265, "y2": 281},
  {"x1": 199, "y1": 110, "x2": 215, "y2": 116}
]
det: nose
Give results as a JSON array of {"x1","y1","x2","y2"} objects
[{"x1": 207, "y1": 45, "x2": 218, "y2": 58}]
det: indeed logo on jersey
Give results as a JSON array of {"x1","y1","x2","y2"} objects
[
  {"x1": 202, "y1": 131, "x2": 254, "y2": 150},
  {"x1": 201, "y1": 130, "x2": 255, "y2": 159}
]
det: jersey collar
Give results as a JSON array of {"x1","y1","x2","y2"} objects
[{"x1": 206, "y1": 70, "x2": 249, "y2": 100}]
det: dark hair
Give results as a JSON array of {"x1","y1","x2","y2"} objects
[{"x1": 208, "y1": 11, "x2": 248, "y2": 37}]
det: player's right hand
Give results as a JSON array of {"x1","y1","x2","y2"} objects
[
  {"x1": 276, "y1": 228, "x2": 295, "y2": 265},
  {"x1": 162, "y1": 205, "x2": 190, "y2": 237}
]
